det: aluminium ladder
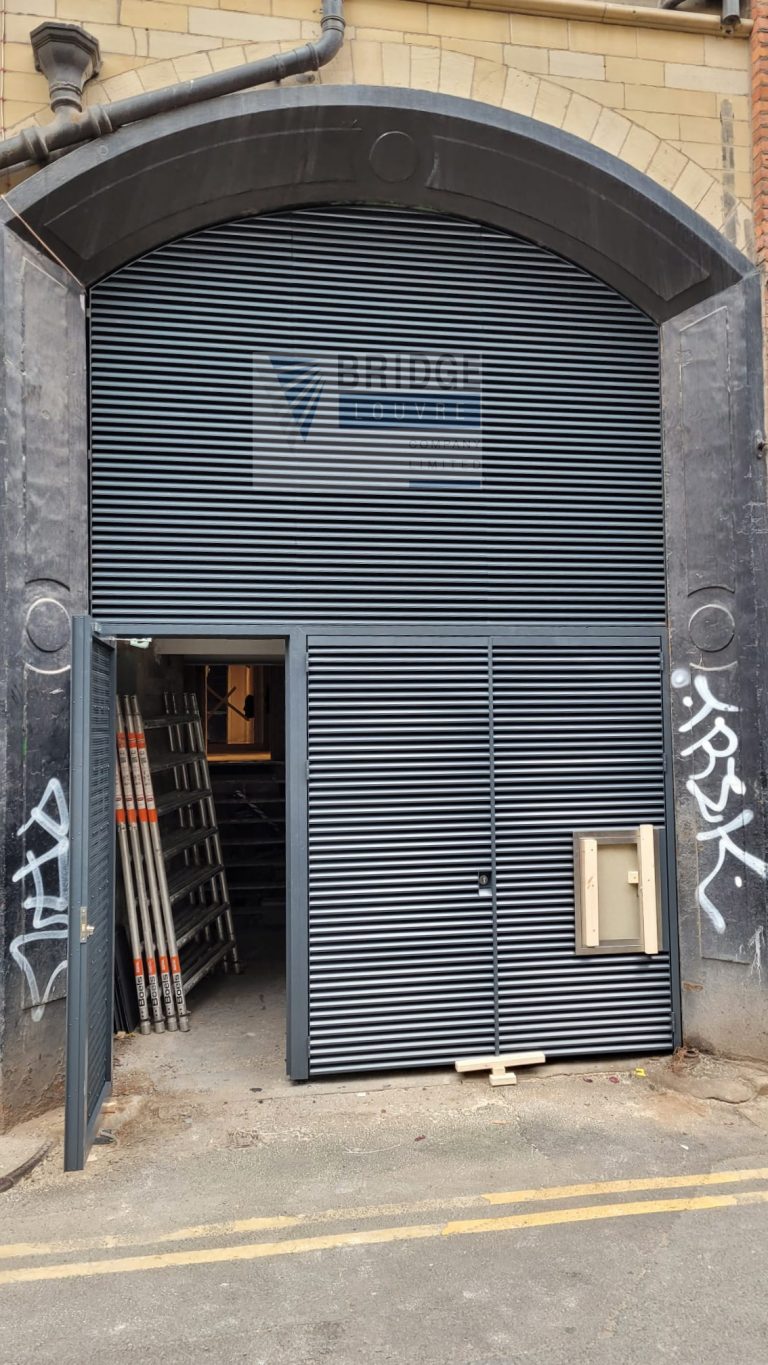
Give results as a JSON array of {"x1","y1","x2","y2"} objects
[{"x1": 134, "y1": 692, "x2": 241, "y2": 1008}]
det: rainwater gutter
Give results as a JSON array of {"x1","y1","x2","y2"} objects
[{"x1": 0, "y1": 0, "x2": 345, "y2": 174}]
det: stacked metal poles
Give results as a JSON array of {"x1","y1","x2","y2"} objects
[
  {"x1": 128, "y1": 698, "x2": 190, "y2": 1031},
  {"x1": 114, "y1": 750, "x2": 152, "y2": 1036},
  {"x1": 115, "y1": 699, "x2": 165, "y2": 1032},
  {"x1": 123, "y1": 702, "x2": 178, "y2": 1032},
  {"x1": 115, "y1": 690, "x2": 241, "y2": 1034}
]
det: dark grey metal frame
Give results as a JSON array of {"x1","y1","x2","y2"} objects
[
  {"x1": 64, "y1": 615, "x2": 117, "y2": 1170},
  {"x1": 93, "y1": 620, "x2": 680, "y2": 1080}
]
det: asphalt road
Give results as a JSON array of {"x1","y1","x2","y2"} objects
[{"x1": 2, "y1": 1055, "x2": 768, "y2": 1364}]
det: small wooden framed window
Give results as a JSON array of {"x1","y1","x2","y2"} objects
[{"x1": 573, "y1": 826, "x2": 662, "y2": 956}]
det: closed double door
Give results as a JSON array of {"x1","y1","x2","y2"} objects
[{"x1": 306, "y1": 634, "x2": 674, "y2": 1075}]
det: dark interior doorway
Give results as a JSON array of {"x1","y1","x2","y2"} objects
[{"x1": 113, "y1": 638, "x2": 287, "y2": 1055}]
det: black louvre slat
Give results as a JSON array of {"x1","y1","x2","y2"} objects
[
  {"x1": 86, "y1": 642, "x2": 115, "y2": 1116},
  {"x1": 90, "y1": 205, "x2": 662, "y2": 623},
  {"x1": 493, "y1": 641, "x2": 672, "y2": 1057},
  {"x1": 307, "y1": 643, "x2": 496, "y2": 1071},
  {"x1": 307, "y1": 638, "x2": 672, "y2": 1075}
]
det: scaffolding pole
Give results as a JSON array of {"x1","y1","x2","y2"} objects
[{"x1": 116, "y1": 698, "x2": 165, "y2": 1033}]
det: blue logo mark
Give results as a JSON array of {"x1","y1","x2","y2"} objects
[{"x1": 270, "y1": 355, "x2": 325, "y2": 441}]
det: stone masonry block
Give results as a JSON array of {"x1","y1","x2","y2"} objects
[
  {"x1": 188, "y1": 8, "x2": 301, "y2": 40},
  {"x1": 351, "y1": 38, "x2": 383, "y2": 82},
  {"x1": 665, "y1": 62, "x2": 749, "y2": 96},
  {"x1": 697, "y1": 180, "x2": 726, "y2": 226},
  {"x1": 532, "y1": 80, "x2": 570, "y2": 127},
  {"x1": 410, "y1": 42, "x2": 440, "y2": 91},
  {"x1": 381, "y1": 40, "x2": 410, "y2": 86},
  {"x1": 703, "y1": 34, "x2": 751, "y2": 70},
  {"x1": 567, "y1": 20, "x2": 637, "y2": 58},
  {"x1": 79, "y1": 22, "x2": 136, "y2": 52},
  {"x1": 637, "y1": 29, "x2": 704, "y2": 64},
  {"x1": 8, "y1": 0, "x2": 55, "y2": 14},
  {"x1": 3, "y1": 42, "x2": 39, "y2": 73},
  {"x1": 591, "y1": 106, "x2": 631, "y2": 155},
  {"x1": 562, "y1": 91, "x2": 600, "y2": 141},
  {"x1": 345, "y1": 0, "x2": 427, "y2": 34},
  {"x1": 122, "y1": 0, "x2": 189, "y2": 31},
  {"x1": 271, "y1": 0, "x2": 314, "y2": 16},
  {"x1": 605, "y1": 56, "x2": 664, "y2": 87},
  {"x1": 3, "y1": 71, "x2": 49, "y2": 103},
  {"x1": 4, "y1": 99, "x2": 48, "y2": 127},
  {"x1": 673, "y1": 158, "x2": 716, "y2": 209},
  {"x1": 471, "y1": 56, "x2": 506, "y2": 106},
  {"x1": 102, "y1": 67, "x2": 145, "y2": 98},
  {"x1": 501, "y1": 67, "x2": 539, "y2": 116},
  {"x1": 355, "y1": 27, "x2": 405, "y2": 42},
  {"x1": 439, "y1": 47, "x2": 474, "y2": 97},
  {"x1": 441, "y1": 37, "x2": 504, "y2": 63},
  {"x1": 546, "y1": 76, "x2": 624, "y2": 107},
  {"x1": 172, "y1": 50, "x2": 214, "y2": 78},
  {"x1": 549, "y1": 49, "x2": 604, "y2": 80},
  {"x1": 148, "y1": 31, "x2": 223, "y2": 56},
  {"x1": 427, "y1": 7, "x2": 509, "y2": 43},
  {"x1": 209, "y1": 44, "x2": 246, "y2": 68},
  {"x1": 509, "y1": 14, "x2": 568, "y2": 50},
  {"x1": 219, "y1": 0, "x2": 284, "y2": 12},
  {"x1": 629, "y1": 110, "x2": 681, "y2": 140},
  {"x1": 647, "y1": 139, "x2": 688, "y2": 190},
  {"x1": 625, "y1": 84, "x2": 717, "y2": 116},
  {"x1": 621, "y1": 123, "x2": 660, "y2": 172},
  {"x1": 502, "y1": 43, "x2": 547, "y2": 75},
  {"x1": 137, "y1": 58, "x2": 179, "y2": 89},
  {"x1": 56, "y1": 0, "x2": 118, "y2": 22},
  {"x1": 680, "y1": 114, "x2": 749, "y2": 145}
]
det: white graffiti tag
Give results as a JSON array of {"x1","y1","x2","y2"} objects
[
  {"x1": 9, "y1": 778, "x2": 69, "y2": 1020},
  {"x1": 673, "y1": 670, "x2": 767, "y2": 934}
]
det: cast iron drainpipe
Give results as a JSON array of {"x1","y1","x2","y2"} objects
[
  {"x1": 0, "y1": 0, "x2": 345, "y2": 173},
  {"x1": 659, "y1": 0, "x2": 741, "y2": 26}
]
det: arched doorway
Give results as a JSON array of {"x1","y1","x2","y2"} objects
[{"x1": 1, "y1": 88, "x2": 764, "y2": 1165}]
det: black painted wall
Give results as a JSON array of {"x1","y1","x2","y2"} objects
[
  {"x1": 0, "y1": 228, "x2": 87, "y2": 1127},
  {"x1": 662, "y1": 276, "x2": 768, "y2": 1058}
]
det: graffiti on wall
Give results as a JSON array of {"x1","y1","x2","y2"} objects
[
  {"x1": 9, "y1": 778, "x2": 69, "y2": 1021},
  {"x1": 672, "y1": 668, "x2": 768, "y2": 935}
]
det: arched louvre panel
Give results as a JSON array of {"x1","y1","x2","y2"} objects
[{"x1": 89, "y1": 205, "x2": 663, "y2": 624}]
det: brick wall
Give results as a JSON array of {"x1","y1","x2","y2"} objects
[{"x1": 0, "y1": 0, "x2": 755, "y2": 255}]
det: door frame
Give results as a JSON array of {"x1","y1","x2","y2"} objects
[
  {"x1": 89, "y1": 619, "x2": 681, "y2": 1088},
  {"x1": 65, "y1": 617, "x2": 117, "y2": 1170}
]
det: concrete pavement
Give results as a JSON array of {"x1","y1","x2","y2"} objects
[{"x1": 2, "y1": 1040, "x2": 768, "y2": 1363}]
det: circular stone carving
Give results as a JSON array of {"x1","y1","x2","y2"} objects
[
  {"x1": 26, "y1": 597, "x2": 70, "y2": 653},
  {"x1": 369, "y1": 131, "x2": 419, "y2": 183},
  {"x1": 688, "y1": 602, "x2": 735, "y2": 653}
]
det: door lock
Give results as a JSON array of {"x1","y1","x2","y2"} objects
[
  {"x1": 478, "y1": 871, "x2": 492, "y2": 898},
  {"x1": 79, "y1": 906, "x2": 95, "y2": 943}
]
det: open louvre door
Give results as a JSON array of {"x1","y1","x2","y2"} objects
[{"x1": 64, "y1": 618, "x2": 117, "y2": 1171}]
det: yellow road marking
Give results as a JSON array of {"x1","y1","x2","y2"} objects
[
  {"x1": 0, "y1": 1189, "x2": 767, "y2": 1286},
  {"x1": 2, "y1": 1165, "x2": 768, "y2": 1263},
  {"x1": 481, "y1": 1167, "x2": 768, "y2": 1204}
]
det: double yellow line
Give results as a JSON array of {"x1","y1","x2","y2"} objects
[{"x1": 1, "y1": 1166, "x2": 767, "y2": 1285}]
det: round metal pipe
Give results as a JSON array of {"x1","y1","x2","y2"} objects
[{"x1": 0, "y1": 0, "x2": 344, "y2": 173}]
